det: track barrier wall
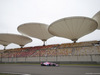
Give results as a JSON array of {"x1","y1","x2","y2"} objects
[{"x1": 0, "y1": 54, "x2": 100, "y2": 64}]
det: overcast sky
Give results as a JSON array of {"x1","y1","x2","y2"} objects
[{"x1": 0, "y1": 0, "x2": 100, "y2": 50}]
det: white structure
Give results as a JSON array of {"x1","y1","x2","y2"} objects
[
  {"x1": 18, "y1": 23, "x2": 53, "y2": 46},
  {"x1": 0, "y1": 33, "x2": 32, "y2": 48},
  {"x1": 93, "y1": 11, "x2": 100, "y2": 29},
  {"x1": 48, "y1": 16, "x2": 98, "y2": 43}
]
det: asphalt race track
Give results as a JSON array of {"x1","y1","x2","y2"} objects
[{"x1": 0, "y1": 64, "x2": 100, "y2": 75}]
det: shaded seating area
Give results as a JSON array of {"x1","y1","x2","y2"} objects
[{"x1": 0, "y1": 41, "x2": 100, "y2": 58}]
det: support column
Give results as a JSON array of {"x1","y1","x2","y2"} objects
[
  {"x1": 3, "y1": 45, "x2": 7, "y2": 50},
  {"x1": 42, "y1": 39, "x2": 46, "y2": 46},
  {"x1": 20, "y1": 45, "x2": 24, "y2": 48},
  {"x1": 56, "y1": 45, "x2": 60, "y2": 62}
]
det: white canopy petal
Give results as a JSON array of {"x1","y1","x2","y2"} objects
[
  {"x1": 93, "y1": 11, "x2": 100, "y2": 29},
  {"x1": 0, "y1": 33, "x2": 32, "y2": 47},
  {"x1": 48, "y1": 16, "x2": 98, "y2": 43},
  {"x1": 0, "y1": 40, "x2": 10, "y2": 46},
  {"x1": 18, "y1": 23, "x2": 53, "y2": 41}
]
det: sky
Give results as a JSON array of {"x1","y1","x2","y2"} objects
[{"x1": 0, "y1": 0, "x2": 100, "y2": 50}]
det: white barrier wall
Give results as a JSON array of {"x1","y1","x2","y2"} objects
[
  {"x1": 58, "y1": 56, "x2": 78, "y2": 61},
  {"x1": 77, "y1": 56, "x2": 91, "y2": 61},
  {"x1": 2, "y1": 58, "x2": 8, "y2": 62},
  {"x1": 47, "y1": 56, "x2": 56, "y2": 61},
  {"x1": 26, "y1": 57, "x2": 39, "y2": 62},
  {"x1": 92, "y1": 55, "x2": 100, "y2": 62},
  {"x1": 0, "y1": 55, "x2": 100, "y2": 63}
]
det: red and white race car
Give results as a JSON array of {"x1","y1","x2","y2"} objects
[{"x1": 41, "y1": 62, "x2": 58, "y2": 66}]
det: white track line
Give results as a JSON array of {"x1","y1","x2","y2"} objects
[{"x1": 0, "y1": 72, "x2": 31, "y2": 75}]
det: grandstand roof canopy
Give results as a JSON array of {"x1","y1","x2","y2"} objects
[
  {"x1": 17, "y1": 23, "x2": 53, "y2": 41},
  {"x1": 0, "y1": 33, "x2": 32, "y2": 47},
  {"x1": 93, "y1": 11, "x2": 100, "y2": 29},
  {"x1": 48, "y1": 16, "x2": 98, "y2": 43},
  {"x1": 0, "y1": 40, "x2": 10, "y2": 46}
]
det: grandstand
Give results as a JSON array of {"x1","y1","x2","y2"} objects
[
  {"x1": 0, "y1": 12, "x2": 100, "y2": 64},
  {"x1": 0, "y1": 40, "x2": 100, "y2": 64}
]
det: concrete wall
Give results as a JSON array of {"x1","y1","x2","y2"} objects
[{"x1": 0, "y1": 55, "x2": 100, "y2": 63}]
